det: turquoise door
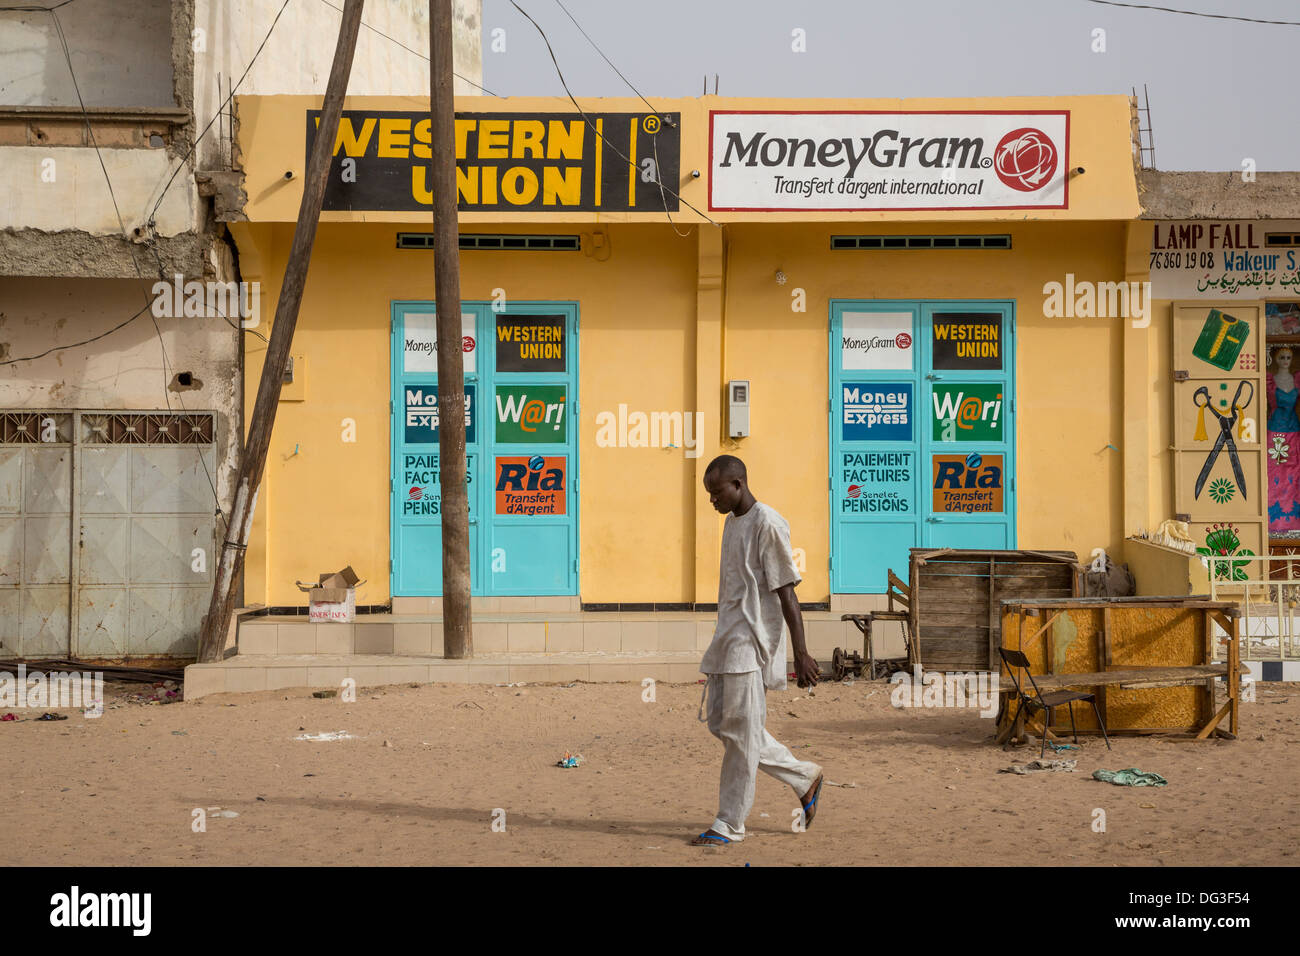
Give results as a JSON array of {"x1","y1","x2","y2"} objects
[
  {"x1": 391, "y1": 301, "x2": 578, "y2": 596},
  {"x1": 829, "y1": 300, "x2": 1016, "y2": 592}
]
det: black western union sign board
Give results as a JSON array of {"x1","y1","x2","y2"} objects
[{"x1": 306, "y1": 110, "x2": 681, "y2": 212}]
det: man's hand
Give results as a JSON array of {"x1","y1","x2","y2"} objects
[
  {"x1": 776, "y1": 583, "x2": 819, "y2": 688},
  {"x1": 793, "y1": 649, "x2": 820, "y2": 688}
]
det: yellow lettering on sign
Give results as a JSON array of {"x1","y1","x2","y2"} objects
[
  {"x1": 411, "y1": 165, "x2": 432, "y2": 205},
  {"x1": 547, "y1": 120, "x2": 584, "y2": 160},
  {"x1": 478, "y1": 119, "x2": 510, "y2": 158},
  {"x1": 542, "y1": 166, "x2": 581, "y2": 205},
  {"x1": 412, "y1": 118, "x2": 431, "y2": 159},
  {"x1": 501, "y1": 166, "x2": 538, "y2": 205},
  {"x1": 455, "y1": 118, "x2": 476, "y2": 158},
  {"x1": 594, "y1": 117, "x2": 603, "y2": 206},
  {"x1": 333, "y1": 117, "x2": 376, "y2": 157},
  {"x1": 512, "y1": 120, "x2": 545, "y2": 159},
  {"x1": 456, "y1": 165, "x2": 477, "y2": 204},
  {"x1": 377, "y1": 118, "x2": 412, "y2": 158}
]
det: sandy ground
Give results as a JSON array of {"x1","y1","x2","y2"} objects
[{"x1": 2, "y1": 676, "x2": 1297, "y2": 866}]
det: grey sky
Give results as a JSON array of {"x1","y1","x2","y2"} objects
[{"x1": 482, "y1": 0, "x2": 1300, "y2": 171}]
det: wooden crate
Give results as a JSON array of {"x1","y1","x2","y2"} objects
[{"x1": 911, "y1": 549, "x2": 1080, "y2": 671}]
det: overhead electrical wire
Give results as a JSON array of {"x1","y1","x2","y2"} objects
[
  {"x1": 0, "y1": 1, "x2": 79, "y2": 11},
  {"x1": 508, "y1": 0, "x2": 720, "y2": 229},
  {"x1": 1079, "y1": 0, "x2": 1300, "y2": 26},
  {"x1": 552, "y1": 0, "x2": 691, "y2": 236},
  {"x1": 553, "y1": 0, "x2": 656, "y2": 113},
  {"x1": 317, "y1": 0, "x2": 498, "y2": 95}
]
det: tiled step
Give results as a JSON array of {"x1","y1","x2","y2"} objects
[
  {"x1": 235, "y1": 611, "x2": 908, "y2": 659},
  {"x1": 184, "y1": 652, "x2": 707, "y2": 700}
]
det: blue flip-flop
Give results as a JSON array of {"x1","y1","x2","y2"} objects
[
  {"x1": 800, "y1": 775, "x2": 824, "y2": 830},
  {"x1": 692, "y1": 830, "x2": 731, "y2": 846}
]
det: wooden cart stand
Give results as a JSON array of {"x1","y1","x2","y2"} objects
[
  {"x1": 996, "y1": 596, "x2": 1241, "y2": 743},
  {"x1": 908, "y1": 548, "x2": 1082, "y2": 671}
]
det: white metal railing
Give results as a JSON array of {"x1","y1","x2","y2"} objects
[{"x1": 1206, "y1": 553, "x2": 1300, "y2": 661}]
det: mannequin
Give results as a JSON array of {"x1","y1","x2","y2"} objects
[{"x1": 1268, "y1": 346, "x2": 1300, "y2": 532}]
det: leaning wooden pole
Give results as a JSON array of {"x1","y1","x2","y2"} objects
[
  {"x1": 196, "y1": 0, "x2": 366, "y2": 663},
  {"x1": 430, "y1": 0, "x2": 472, "y2": 658}
]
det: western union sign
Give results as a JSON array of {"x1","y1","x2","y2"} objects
[{"x1": 307, "y1": 110, "x2": 681, "y2": 212}]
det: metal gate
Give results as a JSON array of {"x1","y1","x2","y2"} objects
[{"x1": 0, "y1": 411, "x2": 217, "y2": 659}]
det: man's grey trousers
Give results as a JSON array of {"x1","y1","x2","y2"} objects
[{"x1": 701, "y1": 671, "x2": 822, "y2": 841}]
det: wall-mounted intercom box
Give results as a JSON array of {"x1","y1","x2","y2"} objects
[{"x1": 728, "y1": 379, "x2": 749, "y2": 438}]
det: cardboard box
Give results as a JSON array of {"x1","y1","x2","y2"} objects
[{"x1": 296, "y1": 566, "x2": 362, "y2": 623}]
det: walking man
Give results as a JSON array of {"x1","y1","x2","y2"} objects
[{"x1": 692, "y1": 454, "x2": 824, "y2": 846}]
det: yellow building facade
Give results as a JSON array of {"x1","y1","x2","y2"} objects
[{"x1": 229, "y1": 93, "x2": 1248, "y2": 611}]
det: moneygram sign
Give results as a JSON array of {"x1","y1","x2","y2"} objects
[{"x1": 709, "y1": 111, "x2": 1068, "y2": 211}]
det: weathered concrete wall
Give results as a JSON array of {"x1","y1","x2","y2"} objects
[
  {"x1": 0, "y1": 0, "x2": 480, "y2": 541},
  {"x1": 0, "y1": 276, "x2": 241, "y2": 513},
  {"x1": 0, "y1": 229, "x2": 199, "y2": 280},
  {"x1": 193, "y1": 0, "x2": 483, "y2": 171},
  {"x1": 0, "y1": 144, "x2": 194, "y2": 236},
  {"x1": 1, "y1": 0, "x2": 483, "y2": 269},
  {"x1": 0, "y1": 0, "x2": 174, "y2": 108},
  {"x1": 1139, "y1": 171, "x2": 1300, "y2": 219}
]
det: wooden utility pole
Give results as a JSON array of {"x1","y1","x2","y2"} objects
[
  {"x1": 430, "y1": 0, "x2": 472, "y2": 657},
  {"x1": 196, "y1": 0, "x2": 366, "y2": 663}
]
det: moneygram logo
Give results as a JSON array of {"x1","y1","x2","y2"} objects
[{"x1": 994, "y1": 128, "x2": 1057, "y2": 192}]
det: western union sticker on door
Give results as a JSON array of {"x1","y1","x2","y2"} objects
[
  {"x1": 495, "y1": 456, "x2": 567, "y2": 515},
  {"x1": 307, "y1": 110, "x2": 680, "y2": 212},
  {"x1": 496, "y1": 314, "x2": 565, "y2": 372},
  {"x1": 932, "y1": 453, "x2": 1003, "y2": 513}
]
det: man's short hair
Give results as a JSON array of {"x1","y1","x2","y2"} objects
[{"x1": 705, "y1": 454, "x2": 747, "y2": 482}]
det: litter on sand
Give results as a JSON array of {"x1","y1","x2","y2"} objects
[
  {"x1": 1092, "y1": 768, "x2": 1168, "y2": 787},
  {"x1": 825, "y1": 780, "x2": 858, "y2": 788},
  {"x1": 294, "y1": 731, "x2": 354, "y2": 741},
  {"x1": 999, "y1": 759, "x2": 1078, "y2": 775},
  {"x1": 1045, "y1": 741, "x2": 1078, "y2": 752},
  {"x1": 555, "y1": 752, "x2": 582, "y2": 768}
]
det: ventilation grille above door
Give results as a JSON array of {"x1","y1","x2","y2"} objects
[
  {"x1": 397, "y1": 233, "x2": 581, "y2": 251},
  {"x1": 831, "y1": 235, "x2": 1012, "y2": 250},
  {"x1": 0, "y1": 411, "x2": 214, "y2": 444}
]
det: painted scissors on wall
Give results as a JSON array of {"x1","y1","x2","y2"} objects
[{"x1": 1193, "y1": 380, "x2": 1254, "y2": 500}]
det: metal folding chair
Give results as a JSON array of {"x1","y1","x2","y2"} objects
[{"x1": 998, "y1": 647, "x2": 1112, "y2": 757}]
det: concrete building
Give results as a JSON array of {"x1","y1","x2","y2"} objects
[
  {"x1": 0, "y1": 0, "x2": 482, "y2": 661},
  {"x1": 176, "y1": 91, "x2": 1300, "y2": 697}
]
